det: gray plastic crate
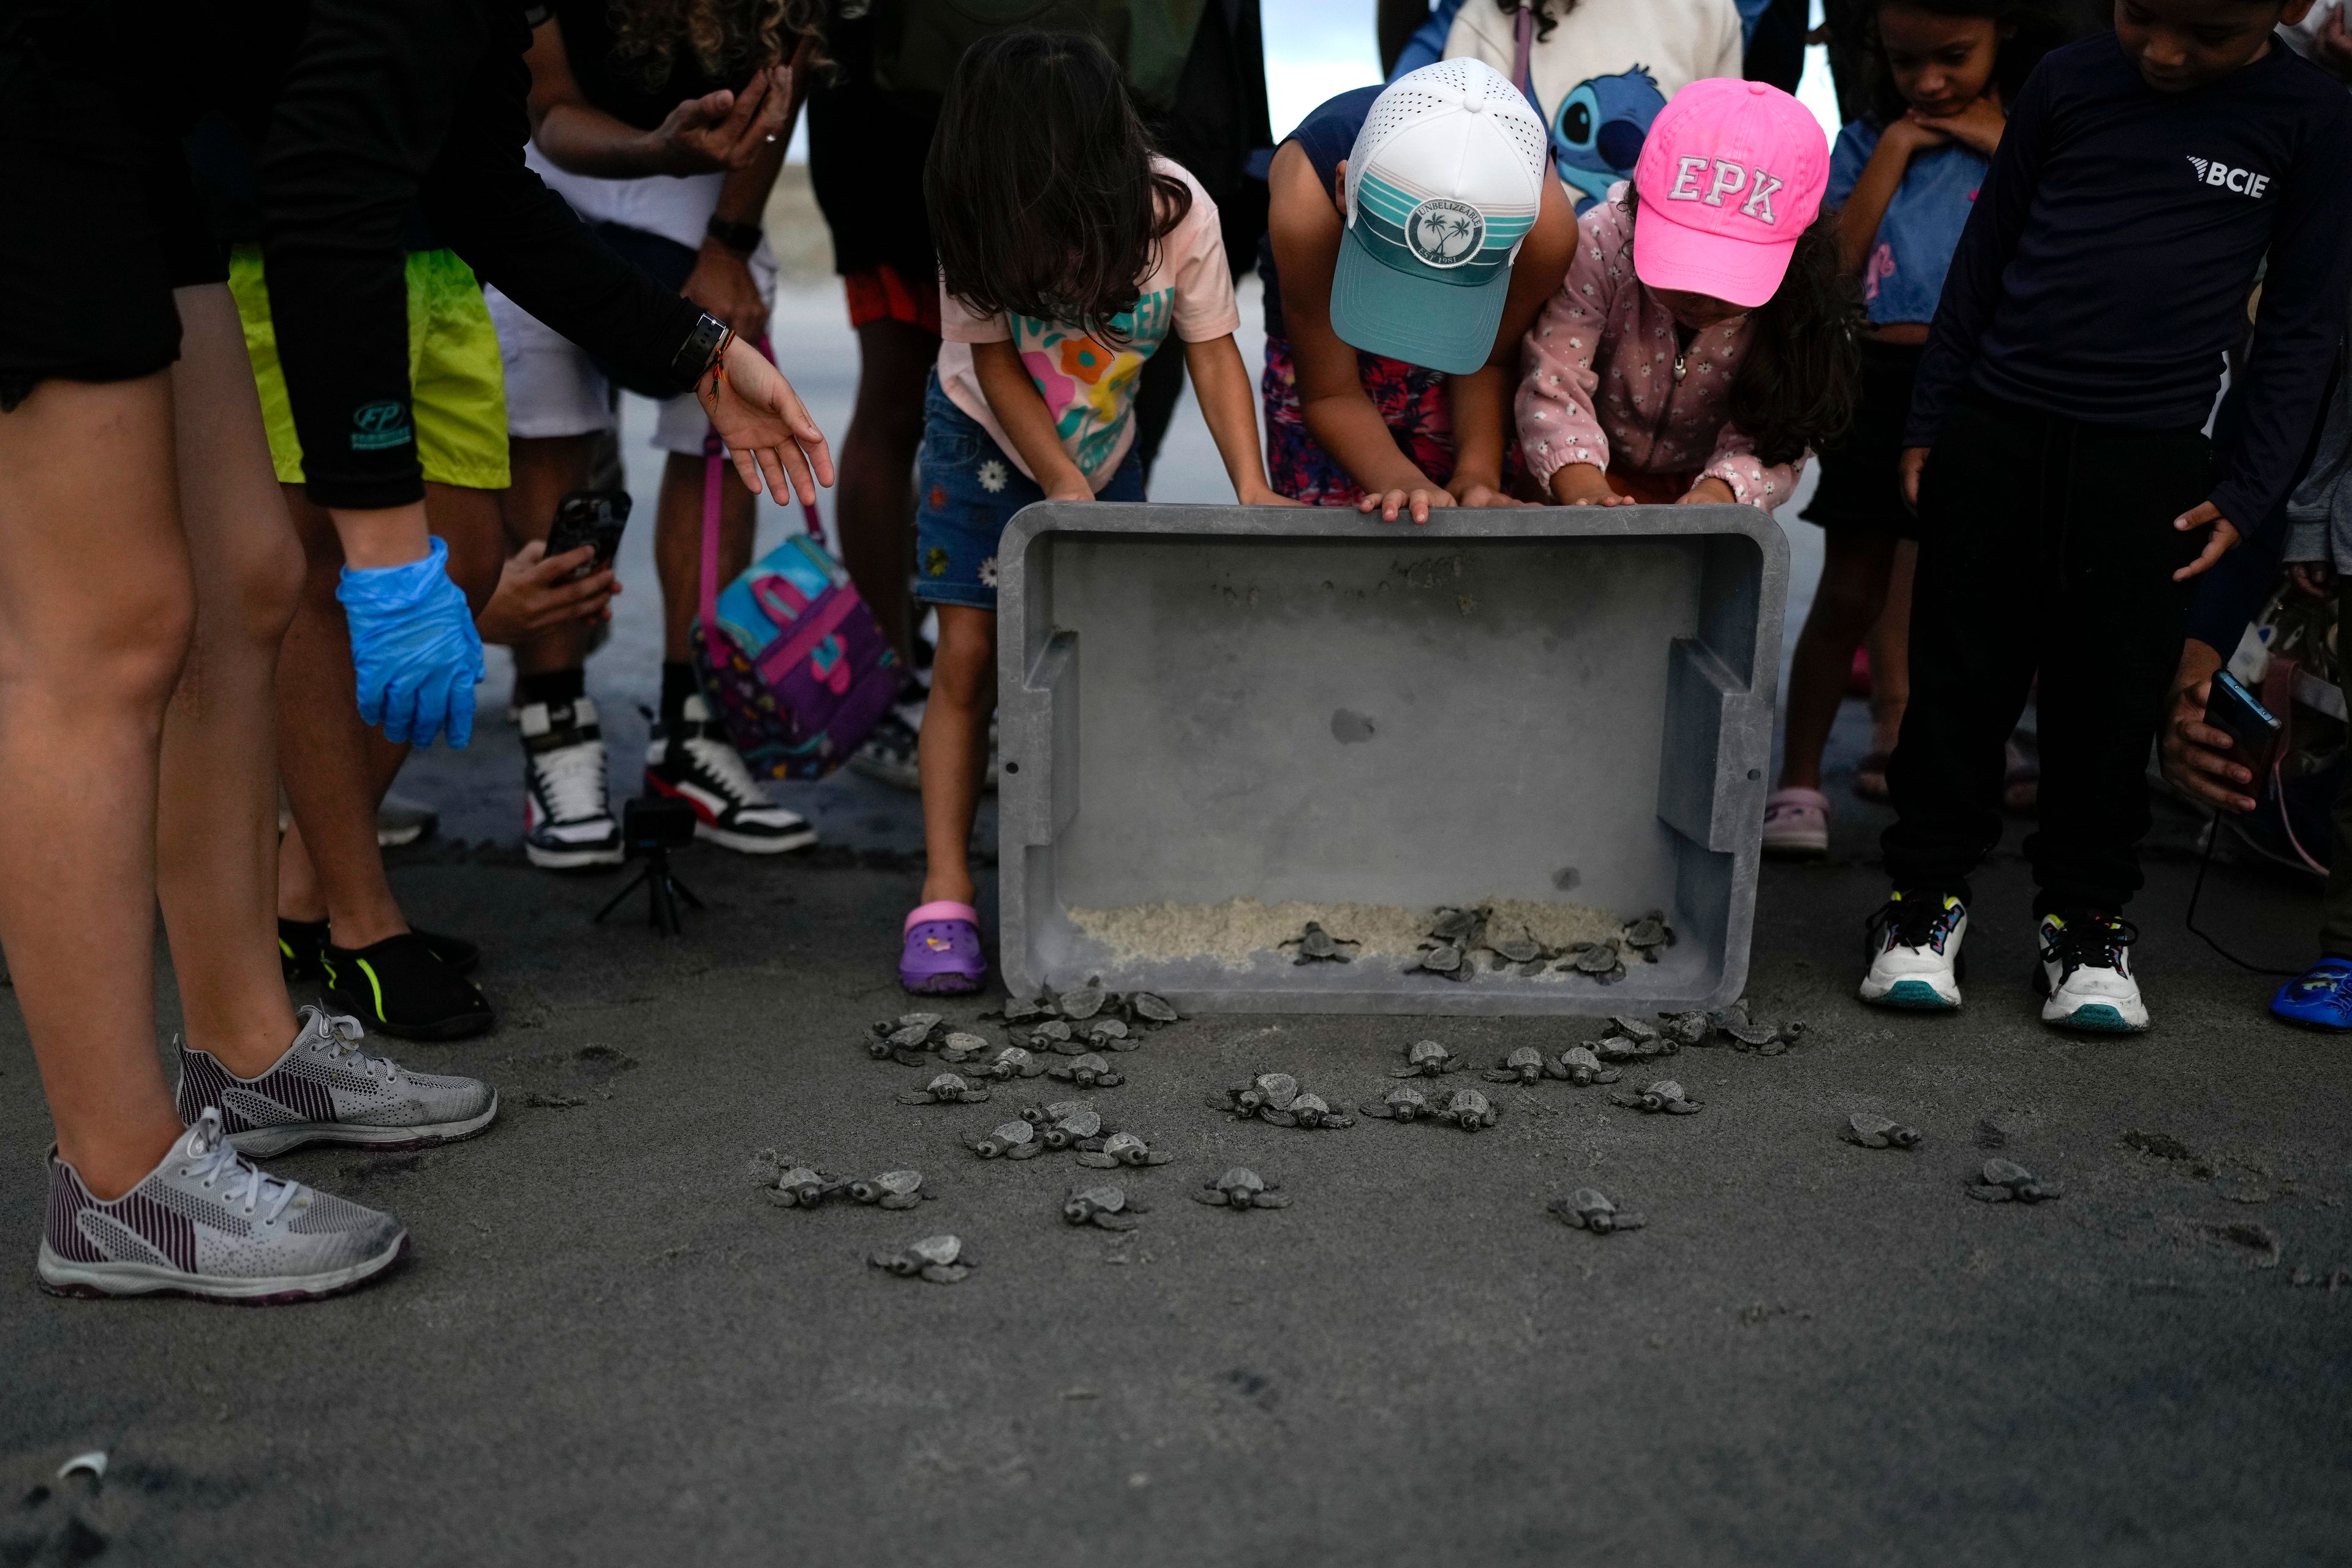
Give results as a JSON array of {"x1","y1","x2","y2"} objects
[{"x1": 995, "y1": 502, "x2": 1787, "y2": 1015}]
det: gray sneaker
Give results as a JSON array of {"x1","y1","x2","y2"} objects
[
  {"x1": 175, "y1": 1006, "x2": 499, "y2": 1158},
  {"x1": 37, "y1": 1109, "x2": 407, "y2": 1302}
]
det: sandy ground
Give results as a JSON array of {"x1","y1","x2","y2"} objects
[{"x1": 6, "y1": 274, "x2": 2345, "y2": 1564}]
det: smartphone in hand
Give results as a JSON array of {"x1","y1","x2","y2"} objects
[
  {"x1": 2202, "y1": 669, "x2": 2283, "y2": 781},
  {"x1": 545, "y1": 489, "x2": 632, "y2": 581}
]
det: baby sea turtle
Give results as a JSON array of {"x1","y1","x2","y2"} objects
[
  {"x1": 1215, "y1": 1072, "x2": 1302, "y2": 1117},
  {"x1": 937, "y1": 1031, "x2": 993, "y2": 1064},
  {"x1": 1131, "y1": 992, "x2": 1180, "y2": 1024},
  {"x1": 1411, "y1": 943, "x2": 1467, "y2": 979},
  {"x1": 846, "y1": 1169, "x2": 932, "y2": 1209},
  {"x1": 1047, "y1": 1052, "x2": 1123, "y2": 1088},
  {"x1": 1967, "y1": 1158, "x2": 2062, "y2": 1204},
  {"x1": 1194, "y1": 1167, "x2": 1291, "y2": 1209},
  {"x1": 1621, "y1": 913, "x2": 1673, "y2": 960},
  {"x1": 969, "y1": 1046, "x2": 1047, "y2": 1081},
  {"x1": 1022, "y1": 1098, "x2": 1093, "y2": 1128},
  {"x1": 1591, "y1": 1034, "x2": 1668, "y2": 1064},
  {"x1": 1660, "y1": 1011, "x2": 1711, "y2": 1047},
  {"x1": 1040, "y1": 1106, "x2": 1105, "y2": 1148},
  {"x1": 1568, "y1": 942, "x2": 1626, "y2": 982},
  {"x1": 1842, "y1": 1113, "x2": 1922, "y2": 1150},
  {"x1": 996, "y1": 995, "x2": 1052, "y2": 1025},
  {"x1": 1723, "y1": 1019, "x2": 1807, "y2": 1056},
  {"x1": 1432, "y1": 1087, "x2": 1500, "y2": 1132},
  {"x1": 1429, "y1": 907, "x2": 1481, "y2": 944},
  {"x1": 754, "y1": 1155, "x2": 840, "y2": 1209},
  {"x1": 1610, "y1": 1016, "x2": 1662, "y2": 1042},
  {"x1": 1485, "y1": 1045, "x2": 1563, "y2": 1085},
  {"x1": 1060, "y1": 979, "x2": 1109, "y2": 1022},
  {"x1": 1392, "y1": 1039, "x2": 1469, "y2": 1077},
  {"x1": 1063, "y1": 1184, "x2": 1148, "y2": 1230},
  {"x1": 1359, "y1": 1084, "x2": 1434, "y2": 1121},
  {"x1": 896, "y1": 1072, "x2": 992, "y2": 1106},
  {"x1": 1265, "y1": 1091, "x2": 1355, "y2": 1129},
  {"x1": 1286, "y1": 921, "x2": 1359, "y2": 964},
  {"x1": 1086, "y1": 1017, "x2": 1137, "y2": 1050},
  {"x1": 867, "y1": 1234, "x2": 973, "y2": 1284},
  {"x1": 1548, "y1": 1186, "x2": 1646, "y2": 1234},
  {"x1": 1610, "y1": 1079, "x2": 1701, "y2": 1115},
  {"x1": 1076, "y1": 1130, "x2": 1174, "y2": 1168},
  {"x1": 1028, "y1": 1019, "x2": 1078, "y2": 1051},
  {"x1": 1555, "y1": 1046, "x2": 1623, "y2": 1087},
  {"x1": 1490, "y1": 930, "x2": 1547, "y2": 965},
  {"x1": 965, "y1": 1119, "x2": 1044, "y2": 1160}
]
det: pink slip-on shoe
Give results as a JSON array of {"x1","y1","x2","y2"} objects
[
  {"x1": 901, "y1": 901, "x2": 986, "y2": 995},
  {"x1": 1762, "y1": 787, "x2": 1830, "y2": 859}
]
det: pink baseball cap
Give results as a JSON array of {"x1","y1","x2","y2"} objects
[{"x1": 1631, "y1": 78, "x2": 1828, "y2": 309}]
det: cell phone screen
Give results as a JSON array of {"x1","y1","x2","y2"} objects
[{"x1": 2202, "y1": 670, "x2": 2282, "y2": 779}]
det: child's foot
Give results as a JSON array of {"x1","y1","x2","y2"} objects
[
  {"x1": 1859, "y1": 891, "x2": 1966, "y2": 1010},
  {"x1": 2035, "y1": 913, "x2": 2147, "y2": 1033},
  {"x1": 1762, "y1": 788, "x2": 1830, "y2": 858},
  {"x1": 1853, "y1": 750, "x2": 1892, "y2": 803},
  {"x1": 902, "y1": 901, "x2": 986, "y2": 995},
  {"x1": 2272, "y1": 958, "x2": 2352, "y2": 1030}
]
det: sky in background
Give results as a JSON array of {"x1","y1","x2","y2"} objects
[{"x1": 787, "y1": 2, "x2": 1844, "y2": 160}]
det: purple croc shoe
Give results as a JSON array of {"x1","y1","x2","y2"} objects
[{"x1": 901, "y1": 901, "x2": 987, "y2": 995}]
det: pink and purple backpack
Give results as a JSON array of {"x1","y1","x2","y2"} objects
[{"x1": 691, "y1": 441, "x2": 900, "y2": 780}]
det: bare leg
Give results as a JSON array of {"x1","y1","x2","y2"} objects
[
  {"x1": 0, "y1": 372, "x2": 195, "y2": 1197},
  {"x1": 834, "y1": 318, "x2": 935, "y2": 666},
  {"x1": 154, "y1": 285, "x2": 306, "y2": 1074},
  {"x1": 1777, "y1": 530, "x2": 1900, "y2": 794},
  {"x1": 918, "y1": 605, "x2": 997, "y2": 907},
  {"x1": 654, "y1": 448, "x2": 756, "y2": 662},
  {"x1": 1864, "y1": 540, "x2": 1916, "y2": 761},
  {"x1": 276, "y1": 482, "x2": 503, "y2": 942},
  {"x1": 505, "y1": 432, "x2": 601, "y2": 677}
]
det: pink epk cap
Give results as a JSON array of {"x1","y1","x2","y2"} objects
[{"x1": 1630, "y1": 78, "x2": 1829, "y2": 309}]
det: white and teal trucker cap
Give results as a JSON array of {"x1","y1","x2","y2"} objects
[{"x1": 1331, "y1": 59, "x2": 1549, "y2": 377}]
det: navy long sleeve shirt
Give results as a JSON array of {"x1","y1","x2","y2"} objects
[{"x1": 1906, "y1": 32, "x2": 2352, "y2": 533}]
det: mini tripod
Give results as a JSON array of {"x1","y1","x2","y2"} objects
[{"x1": 593, "y1": 796, "x2": 704, "y2": 937}]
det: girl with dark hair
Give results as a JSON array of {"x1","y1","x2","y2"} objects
[
  {"x1": 1517, "y1": 79, "x2": 1858, "y2": 510},
  {"x1": 899, "y1": 30, "x2": 1285, "y2": 995},
  {"x1": 1762, "y1": 0, "x2": 2061, "y2": 858}
]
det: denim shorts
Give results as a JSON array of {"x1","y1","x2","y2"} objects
[{"x1": 913, "y1": 371, "x2": 1144, "y2": 610}]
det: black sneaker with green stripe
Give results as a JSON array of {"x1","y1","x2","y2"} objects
[
  {"x1": 320, "y1": 932, "x2": 496, "y2": 1041},
  {"x1": 281, "y1": 918, "x2": 480, "y2": 981}
]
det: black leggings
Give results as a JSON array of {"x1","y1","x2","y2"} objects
[{"x1": 1882, "y1": 393, "x2": 2214, "y2": 914}]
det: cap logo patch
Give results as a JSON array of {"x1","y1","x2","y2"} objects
[
  {"x1": 1667, "y1": 157, "x2": 1785, "y2": 225},
  {"x1": 1407, "y1": 198, "x2": 1486, "y2": 269}
]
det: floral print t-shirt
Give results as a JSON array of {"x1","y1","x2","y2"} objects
[{"x1": 935, "y1": 159, "x2": 1239, "y2": 490}]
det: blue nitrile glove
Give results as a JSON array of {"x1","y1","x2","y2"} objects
[{"x1": 336, "y1": 536, "x2": 484, "y2": 748}]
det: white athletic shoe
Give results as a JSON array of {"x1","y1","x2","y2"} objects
[
  {"x1": 646, "y1": 695, "x2": 816, "y2": 854},
  {"x1": 176, "y1": 1005, "x2": 499, "y2": 1158},
  {"x1": 2035, "y1": 913, "x2": 2149, "y2": 1033},
  {"x1": 1858, "y1": 891, "x2": 1967, "y2": 1010},
  {"x1": 521, "y1": 697, "x2": 624, "y2": 870},
  {"x1": 37, "y1": 1109, "x2": 407, "y2": 1303}
]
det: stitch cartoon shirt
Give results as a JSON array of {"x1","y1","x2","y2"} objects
[
  {"x1": 1430, "y1": 0, "x2": 1743, "y2": 211},
  {"x1": 935, "y1": 159, "x2": 1238, "y2": 489},
  {"x1": 1826, "y1": 119, "x2": 1985, "y2": 326}
]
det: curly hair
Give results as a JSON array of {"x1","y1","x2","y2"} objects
[
  {"x1": 926, "y1": 31, "x2": 1192, "y2": 347},
  {"x1": 606, "y1": 0, "x2": 827, "y2": 88},
  {"x1": 1491, "y1": 0, "x2": 1578, "y2": 43},
  {"x1": 1860, "y1": 0, "x2": 2072, "y2": 126}
]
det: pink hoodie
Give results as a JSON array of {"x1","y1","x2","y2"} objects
[{"x1": 1515, "y1": 186, "x2": 1803, "y2": 510}]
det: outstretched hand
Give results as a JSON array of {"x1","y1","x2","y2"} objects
[
  {"x1": 652, "y1": 64, "x2": 791, "y2": 174},
  {"x1": 698, "y1": 336, "x2": 835, "y2": 506},
  {"x1": 2172, "y1": 500, "x2": 2241, "y2": 581}
]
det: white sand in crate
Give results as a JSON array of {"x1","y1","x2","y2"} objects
[{"x1": 1065, "y1": 895, "x2": 1629, "y2": 969}]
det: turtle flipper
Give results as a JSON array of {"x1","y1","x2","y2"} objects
[
  {"x1": 1357, "y1": 1102, "x2": 1393, "y2": 1118},
  {"x1": 1252, "y1": 1193, "x2": 1292, "y2": 1208},
  {"x1": 878, "y1": 1193, "x2": 919, "y2": 1210},
  {"x1": 1260, "y1": 1110, "x2": 1297, "y2": 1127},
  {"x1": 1006, "y1": 1141, "x2": 1042, "y2": 1159},
  {"x1": 1092, "y1": 1212, "x2": 1140, "y2": 1232},
  {"x1": 1481, "y1": 1069, "x2": 1518, "y2": 1084},
  {"x1": 1192, "y1": 1188, "x2": 1229, "y2": 1205},
  {"x1": 892, "y1": 1091, "x2": 933, "y2": 1106},
  {"x1": 962, "y1": 1087, "x2": 992, "y2": 1102},
  {"x1": 1139, "y1": 1149, "x2": 1172, "y2": 1166},
  {"x1": 1075, "y1": 1152, "x2": 1117, "y2": 1169},
  {"x1": 920, "y1": 1264, "x2": 971, "y2": 1283},
  {"x1": 1387, "y1": 1066, "x2": 1420, "y2": 1079}
]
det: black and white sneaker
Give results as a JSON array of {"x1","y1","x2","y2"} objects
[
  {"x1": 645, "y1": 694, "x2": 816, "y2": 854},
  {"x1": 848, "y1": 707, "x2": 922, "y2": 792},
  {"x1": 2035, "y1": 912, "x2": 2148, "y2": 1033},
  {"x1": 521, "y1": 696, "x2": 624, "y2": 870}
]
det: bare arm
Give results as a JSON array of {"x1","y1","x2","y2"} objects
[
  {"x1": 684, "y1": 128, "x2": 790, "y2": 337},
  {"x1": 1184, "y1": 334, "x2": 1292, "y2": 505},
  {"x1": 525, "y1": 16, "x2": 790, "y2": 178},
  {"x1": 973, "y1": 339, "x2": 1093, "y2": 502}
]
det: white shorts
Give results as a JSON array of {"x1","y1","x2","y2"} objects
[{"x1": 488, "y1": 159, "x2": 777, "y2": 458}]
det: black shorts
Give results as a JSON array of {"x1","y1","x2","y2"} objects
[
  {"x1": 0, "y1": 123, "x2": 224, "y2": 412},
  {"x1": 1800, "y1": 336, "x2": 1924, "y2": 538},
  {"x1": 804, "y1": 9, "x2": 939, "y2": 281}
]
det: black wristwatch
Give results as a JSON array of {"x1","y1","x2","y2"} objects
[
  {"x1": 705, "y1": 214, "x2": 764, "y2": 258},
  {"x1": 673, "y1": 312, "x2": 733, "y2": 390}
]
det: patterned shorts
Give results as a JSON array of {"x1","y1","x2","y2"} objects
[{"x1": 913, "y1": 371, "x2": 1144, "y2": 611}]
